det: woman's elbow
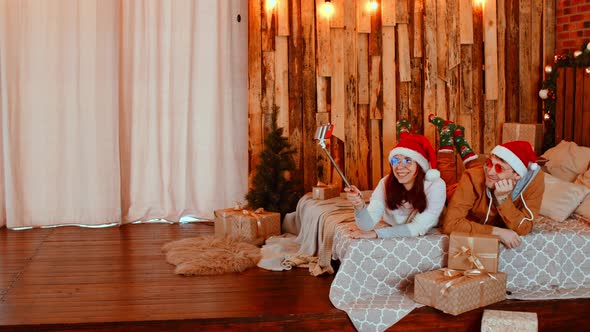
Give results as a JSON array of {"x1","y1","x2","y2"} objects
[{"x1": 440, "y1": 219, "x2": 454, "y2": 235}]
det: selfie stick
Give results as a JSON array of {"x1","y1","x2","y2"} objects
[{"x1": 314, "y1": 124, "x2": 352, "y2": 188}]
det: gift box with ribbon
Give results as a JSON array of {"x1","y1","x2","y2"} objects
[
  {"x1": 214, "y1": 207, "x2": 280, "y2": 245},
  {"x1": 448, "y1": 232, "x2": 500, "y2": 273},
  {"x1": 312, "y1": 183, "x2": 340, "y2": 200},
  {"x1": 413, "y1": 268, "x2": 506, "y2": 316},
  {"x1": 481, "y1": 309, "x2": 538, "y2": 332}
]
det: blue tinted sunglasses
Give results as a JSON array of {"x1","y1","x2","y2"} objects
[{"x1": 390, "y1": 157, "x2": 414, "y2": 167}]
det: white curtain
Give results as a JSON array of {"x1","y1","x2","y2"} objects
[{"x1": 0, "y1": 0, "x2": 248, "y2": 228}]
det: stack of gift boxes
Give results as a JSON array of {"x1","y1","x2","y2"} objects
[{"x1": 414, "y1": 232, "x2": 538, "y2": 330}]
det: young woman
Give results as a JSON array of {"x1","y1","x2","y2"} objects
[{"x1": 345, "y1": 133, "x2": 447, "y2": 239}]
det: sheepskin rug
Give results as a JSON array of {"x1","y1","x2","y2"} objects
[{"x1": 162, "y1": 235, "x2": 262, "y2": 275}]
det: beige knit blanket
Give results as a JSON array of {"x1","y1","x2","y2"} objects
[{"x1": 284, "y1": 193, "x2": 355, "y2": 275}]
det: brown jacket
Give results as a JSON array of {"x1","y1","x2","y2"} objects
[{"x1": 441, "y1": 166, "x2": 545, "y2": 235}]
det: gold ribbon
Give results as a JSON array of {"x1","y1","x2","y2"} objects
[
  {"x1": 437, "y1": 268, "x2": 497, "y2": 296},
  {"x1": 242, "y1": 208, "x2": 265, "y2": 237},
  {"x1": 452, "y1": 236, "x2": 498, "y2": 270}
]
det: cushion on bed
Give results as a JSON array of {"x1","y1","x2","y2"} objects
[
  {"x1": 540, "y1": 173, "x2": 590, "y2": 222},
  {"x1": 576, "y1": 195, "x2": 590, "y2": 220},
  {"x1": 575, "y1": 167, "x2": 590, "y2": 188},
  {"x1": 541, "y1": 140, "x2": 590, "y2": 182}
]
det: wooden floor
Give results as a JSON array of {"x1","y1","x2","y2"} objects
[{"x1": 0, "y1": 222, "x2": 589, "y2": 332}]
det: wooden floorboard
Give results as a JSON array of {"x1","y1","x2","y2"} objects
[{"x1": 0, "y1": 223, "x2": 589, "y2": 331}]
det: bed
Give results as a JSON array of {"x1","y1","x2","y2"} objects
[{"x1": 282, "y1": 139, "x2": 590, "y2": 331}]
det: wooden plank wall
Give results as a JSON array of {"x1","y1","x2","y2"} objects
[
  {"x1": 555, "y1": 67, "x2": 590, "y2": 147},
  {"x1": 248, "y1": 0, "x2": 554, "y2": 192}
]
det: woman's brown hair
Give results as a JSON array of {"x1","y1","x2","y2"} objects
[{"x1": 384, "y1": 167, "x2": 427, "y2": 213}]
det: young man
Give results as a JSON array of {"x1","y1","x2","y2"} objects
[{"x1": 427, "y1": 115, "x2": 545, "y2": 249}]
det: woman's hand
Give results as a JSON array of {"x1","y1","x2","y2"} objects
[
  {"x1": 350, "y1": 229, "x2": 377, "y2": 239},
  {"x1": 344, "y1": 185, "x2": 365, "y2": 210},
  {"x1": 492, "y1": 226, "x2": 522, "y2": 249}
]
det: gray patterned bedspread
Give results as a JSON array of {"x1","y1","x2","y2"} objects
[{"x1": 329, "y1": 216, "x2": 590, "y2": 332}]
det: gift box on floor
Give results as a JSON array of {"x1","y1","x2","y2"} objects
[
  {"x1": 312, "y1": 184, "x2": 340, "y2": 200},
  {"x1": 214, "y1": 208, "x2": 280, "y2": 245},
  {"x1": 501, "y1": 123, "x2": 543, "y2": 154},
  {"x1": 448, "y1": 232, "x2": 500, "y2": 273},
  {"x1": 481, "y1": 309, "x2": 538, "y2": 332},
  {"x1": 413, "y1": 269, "x2": 506, "y2": 316}
]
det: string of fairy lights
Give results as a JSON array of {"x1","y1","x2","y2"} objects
[{"x1": 538, "y1": 42, "x2": 590, "y2": 151}]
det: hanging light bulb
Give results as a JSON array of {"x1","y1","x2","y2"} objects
[
  {"x1": 266, "y1": 0, "x2": 277, "y2": 12},
  {"x1": 574, "y1": 50, "x2": 582, "y2": 58},
  {"x1": 322, "y1": 0, "x2": 335, "y2": 18},
  {"x1": 538, "y1": 89, "x2": 549, "y2": 100},
  {"x1": 586, "y1": 67, "x2": 590, "y2": 75},
  {"x1": 544, "y1": 65, "x2": 553, "y2": 74},
  {"x1": 366, "y1": 0, "x2": 378, "y2": 12},
  {"x1": 543, "y1": 113, "x2": 551, "y2": 121}
]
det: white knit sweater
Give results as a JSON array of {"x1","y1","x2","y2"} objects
[{"x1": 355, "y1": 175, "x2": 446, "y2": 238}]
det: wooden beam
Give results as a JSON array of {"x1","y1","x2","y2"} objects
[
  {"x1": 248, "y1": 0, "x2": 263, "y2": 175},
  {"x1": 459, "y1": 0, "x2": 473, "y2": 44},
  {"x1": 275, "y1": 36, "x2": 289, "y2": 134},
  {"x1": 518, "y1": 0, "x2": 532, "y2": 121},
  {"x1": 382, "y1": 0, "x2": 396, "y2": 26},
  {"x1": 277, "y1": 0, "x2": 289, "y2": 36},
  {"x1": 398, "y1": 24, "x2": 411, "y2": 82},
  {"x1": 302, "y1": 0, "x2": 318, "y2": 192},
  {"x1": 413, "y1": 0, "x2": 424, "y2": 58},
  {"x1": 543, "y1": 0, "x2": 556, "y2": 71},
  {"x1": 357, "y1": 0, "x2": 371, "y2": 33},
  {"x1": 369, "y1": 55, "x2": 382, "y2": 119},
  {"x1": 382, "y1": 26, "x2": 396, "y2": 174},
  {"x1": 483, "y1": 0, "x2": 498, "y2": 100},
  {"x1": 370, "y1": 119, "x2": 382, "y2": 186},
  {"x1": 358, "y1": 33, "x2": 370, "y2": 105},
  {"x1": 330, "y1": 0, "x2": 344, "y2": 28},
  {"x1": 316, "y1": 0, "x2": 332, "y2": 77},
  {"x1": 423, "y1": 0, "x2": 438, "y2": 146},
  {"x1": 343, "y1": 0, "x2": 362, "y2": 188},
  {"x1": 331, "y1": 28, "x2": 345, "y2": 140},
  {"x1": 396, "y1": 0, "x2": 409, "y2": 24}
]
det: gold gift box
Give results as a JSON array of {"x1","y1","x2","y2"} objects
[
  {"x1": 414, "y1": 269, "x2": 506, "y2": 316},
  {"x1": 481, "y1": 309, "x2": 538, "y2": 332},
  {"x1": 448, "y1": 232, "x2": 500, "y2": 273},
  {"x1": 312, "y1": 184, "x2": 340, "y2": 200},
  {"x1": 214, "y1": 208, "x2": 280, "y2": 245},
  {"x1": 501, "y1": 123, "x2": 543, "y2": 154}
]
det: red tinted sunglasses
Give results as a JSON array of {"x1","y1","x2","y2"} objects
[{"x1": 485, "y1": 158, "x2": 510, "y2": 174}]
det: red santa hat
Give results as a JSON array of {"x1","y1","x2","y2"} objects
[
  {"x1": 388, "y1": 134, "x2": 440, "y2": 181},
  {"x1": 490, "y1": 140, "x2": 539, "y2": 177}
]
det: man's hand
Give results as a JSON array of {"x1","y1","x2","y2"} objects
[
  {"x1": 344, "y1": 185, "x2": 364, "y2": 210},
  {"x1": 350, "y1": 230, "x2": 377, "y2": 239},
  {"x1": 494, "y1": 179, "x2": 515, "y2": 204},
  {"x1": 492, "y1": 227, "x2": 522, "y2": 248}
]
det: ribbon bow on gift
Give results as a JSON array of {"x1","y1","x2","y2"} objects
[
  {"x1": 437, "y1": 268, "x2": 498, "y2": 296},
  {"x1": 452, "y1": 236, "x2": 498, "y2": 270},
  {"x1": 241, "y1": 207, "x2": 265, "y2": 237}
]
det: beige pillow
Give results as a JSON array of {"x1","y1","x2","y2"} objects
[
  {"x1": 540, "y1": 173, "x2": 590, "y2": 222},
  {"x1": 574, "y1": 167, "x2": 590, "y2": 188},
  {"x1": 575, "y1": 195, "x2": 590, "y2": 220},
  {"x1": 541, "y1": 140, "x2": 590, "y2": 182}
]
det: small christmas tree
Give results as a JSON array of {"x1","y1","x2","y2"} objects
[{"x1": 246, "y1": 105, "x2": 303, "y2": 219}]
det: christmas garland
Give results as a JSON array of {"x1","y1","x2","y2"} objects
[{"x1": 539, "y1": 42, "x2": 590, "y2": 151}]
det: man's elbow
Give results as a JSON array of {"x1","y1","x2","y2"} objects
[{"x1": 440, "y1": 219, "x2": 454, "y2": 235}]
